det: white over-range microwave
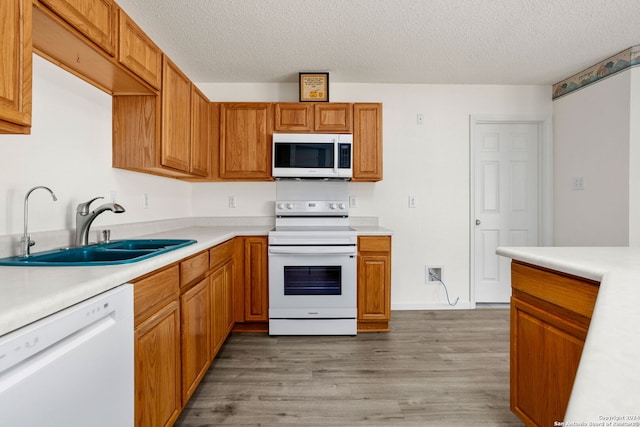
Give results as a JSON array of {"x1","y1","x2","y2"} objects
[{"x1": 272, "y1": 133, "x2": 352, "y2": 179}]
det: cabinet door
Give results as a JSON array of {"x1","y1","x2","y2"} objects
[
  {"x1": 244, "y1": 236, "x2": 269, "y2": 321},
  {"x1": 162, "y1": 57, "x2": 192, "y2": 172},
  {"x1": 210, "y1": 264, "x2": 226, "y2": 357},
  {"x1": 190, "y1": 87, "x2": 211, "y2": 177},
  {"x1": 223, "y1": 261, "x2": 234, "y2": 335},
  {"x1": 352, "y1": 103, "x2": 383, "y2": 181},
  {"x1": 180, "y1": 277, "x2": 211, "y2": 403},
  {"x1": 219, "y1": 103, "x2": 272, "y2": 179},
  {"x1": 511, "y1": 296, "x2": 586, "y2": 426},
  {"x1": 38, "y1": 0, "x2": 117, "y2": 55},
  {"x1": 357, "y1": 236, "x2": 391, "y2": 330},
  {"x1": 118, "y1": 9, "x2": 162, "y2": 90},
  {"x1": 0, "y1": 0, "x2": 31, "y2": 133},
  {"x1": 135, "y1": 300, "x2": 181, "y2": 427},
  {"x1": 274, "y1": 103, "x2": 313, "y2": 131},
  {"x1": 314, "y1": 103, "x2": 352, "y2": 132}
]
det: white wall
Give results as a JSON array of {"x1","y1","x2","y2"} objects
[
  {"x1": 0, "y1": 55, "x2": 192, "y2": 238},
  {"x1": 553, "y1": 71, "x2": 631, "y2": 246},
  {"x1": 629, "y1": 68, "x2": 640, "y2": 246},
  {"x1": 196, "y1": 82, "x2": 552, "y2": 309}
]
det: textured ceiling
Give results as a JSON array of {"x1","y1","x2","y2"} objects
[{"x1": 115, "y1": 0, "x2": 640, "y2": 85}]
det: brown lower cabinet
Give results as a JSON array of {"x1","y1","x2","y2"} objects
[
  {"x1": 357, "y1": 236, "x2": 392, "y2": 332},
  {"x1": 210, "y1": 239, "x2": 235, "y2": 355},
  {"x1": 133, "y1": 234, "x2": 391, "y2": 423},
  {"x1": 510, "y1": 261, "x2": 599, "y2": 427},
  {"x1": 180, "y1": 277, "x2": 210, "y2": 403},
  {"x1": 133, "y1": 264, "x2": 181, "y2": 427}
]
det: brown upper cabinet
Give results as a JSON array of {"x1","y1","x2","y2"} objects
[
  {"x1": 352, "y1": 103, "x2": 383, "y2": 181},
  {"x1": 38, "y1": 0, "x2": 117, "y2": 56},
  {"x1": 190, "y1": 87, "x2": 211, "y2": 177},
  {"x1": 0, "y1": 0, "x2": 32, "y2": 134},
  {"x1": 31, "y1": 0, "x2": 155, "y2": 95},
  {"x1": 314, "y1": 103, "x2": 352, "y2": 132},
  {"x1": 117, "y1": 9, "x2": 162, "y2": 90},
  {"x1": 113, "y1": 56, "x2": 210, "y2": 178},
  {"x1": 274, "y1": 103, "x2": 314, "y2": 132},
  {"x1": 218, "y1": 103, "x2": 273, "y2": 180},
  {"x1": 274, "y1": 102, "x2": 353, "y2": 133},
  {"x1": 161, "y1": 57, "x2": 192, "y2": 173}
]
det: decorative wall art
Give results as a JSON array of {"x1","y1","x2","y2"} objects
[{"x1": 299, "y1": 72, "x2": 329, "y2": 102}]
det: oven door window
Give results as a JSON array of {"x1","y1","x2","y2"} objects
[{"x1": 284, "y1": 265, "x2": 341, "y2": 295}]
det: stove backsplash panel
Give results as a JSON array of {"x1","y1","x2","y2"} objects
[{"x1": 275, "y1": 180, "x2": 348, "y2": 202}]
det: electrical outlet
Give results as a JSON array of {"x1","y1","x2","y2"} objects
[
  {"x1": 408, "y1": 195, "x2": 417, "y2": 208},
  {"x1": 417, "y1": 113, "x2": 424, "y2": 125},
  {"x1": 228, "y1": 195, "x2": 237, "y2": 208},
  {"x1": 427, "y1": 266, "x2": 442, "y2": 283},
  {"x1": 142, "y1": 193, "x2": 149, "y2": 209},
  {"x1": 349, "y1": 195, "x2": 358, "y2": 208}
]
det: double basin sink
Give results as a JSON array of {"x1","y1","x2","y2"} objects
[{"x1": 0, "y1": 239, "x2": 196, "y2": 266}]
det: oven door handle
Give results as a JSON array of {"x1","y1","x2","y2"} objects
[{"x1": 269, "y1": 246, "x2": 356, "y2": 255}]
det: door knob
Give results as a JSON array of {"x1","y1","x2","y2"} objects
[{"x1": 475, "y1": 219, "x2": 481, "y2": 225}]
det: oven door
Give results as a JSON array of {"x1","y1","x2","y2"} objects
[{"x1": 268, "y1": 245, "x2": 357, "y2": 319}]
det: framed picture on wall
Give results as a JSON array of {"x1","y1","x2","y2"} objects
[{"x1": 299, "y1": 72, "x2": 329, "y2": 102}]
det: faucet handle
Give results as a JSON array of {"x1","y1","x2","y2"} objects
[{"x1": 76, "y1": 196, "x2": 103, "y2": 214}]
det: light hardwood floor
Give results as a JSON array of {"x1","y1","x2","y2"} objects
[{"x1": 176, "y1": 309, "x2": 524, "y2": 426}]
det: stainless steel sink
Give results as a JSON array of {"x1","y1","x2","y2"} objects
[{"x1": 0, "y1": 239, "x2": 196, "y2": 266}]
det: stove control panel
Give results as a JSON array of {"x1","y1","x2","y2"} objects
[{"x1": 275, "y1": 200, "x2": 349, "y2": 215}]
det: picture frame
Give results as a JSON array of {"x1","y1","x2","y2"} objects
[{"x1": 299, "y1": 72, "x2": 329, "y2": 102}]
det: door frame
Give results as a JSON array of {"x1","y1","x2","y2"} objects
[{"x1": 469, "y1": 114, "x2": 553, "y2": 306}]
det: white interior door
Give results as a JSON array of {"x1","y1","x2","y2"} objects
[{"x1": 473, "y1": 122, "x2": 539, "y2": 303}]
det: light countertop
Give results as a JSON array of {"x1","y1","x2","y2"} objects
[
  {"x1": 496, "y1": 246, "x2": 640, "y2": 422},
  {"x1": 0, "y1": 225, "x2": 392, "y2": 337}
]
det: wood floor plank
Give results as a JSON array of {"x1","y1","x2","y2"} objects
[{"x1": 175, "y1": 309, "x2": 524, "y2": 426}]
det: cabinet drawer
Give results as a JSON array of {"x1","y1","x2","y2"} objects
[
  {"x1": 511, "y1": 262, "x2": 599, "y2": 319},
  {"x1": 210, "y1": 239, "x2": 234, "y2": 270},
  {"x1": 358, "y1": 236, "x2": 391, "y2": 252},
  {"x1": 134, "y1": 265, "x2": 180, "y2": 326},
  {"x1": 180, "y1": 251, "x2": 209, "y2": 288}
]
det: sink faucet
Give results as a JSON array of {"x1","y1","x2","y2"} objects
[
  {"x1": 75, "y1": 197, "x2": 125, "y2": 246},
  {"x1": 21, "y1": 186, "x2": 58, "y2": 257}
]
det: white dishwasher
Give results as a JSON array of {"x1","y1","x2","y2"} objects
[{"x1": 0, "y1": 284, "x2": 134, "y2": 427}]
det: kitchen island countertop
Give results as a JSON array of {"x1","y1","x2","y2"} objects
[
  {"x1": 0, "y1": 224, "x2": 392, "y2": 337},
  {"x1": 496, "y1": 246, "x2": 640, "y2": 422}
]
